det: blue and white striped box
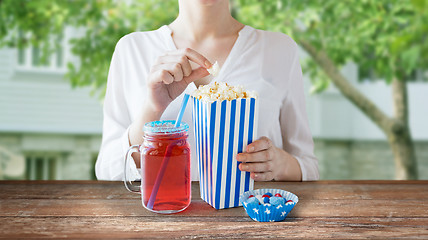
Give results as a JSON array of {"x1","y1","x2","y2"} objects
[{"x1": 192, "y1": 97, "x2": 258, "y2": 209}]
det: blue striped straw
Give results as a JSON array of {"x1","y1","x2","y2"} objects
[
  {"x1": 175, "y1": 94, "x2": 190, "y2": 128},
  {"x1": 147, "y1": 94, "x2": 190, "y2": 210}
]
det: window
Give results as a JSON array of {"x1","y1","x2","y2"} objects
[
  {"x1": 25, "y1": 153, "x2": 65, "y2": 180},
  {"x1": 416, "y1": 70, "x2": 428, "y2": 82},
  {"x1": 16, "y1": 31, "x2": 66, "y2": 73}
]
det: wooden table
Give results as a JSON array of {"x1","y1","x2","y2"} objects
[{"x1": 0, "y1": 180, "x2": 427, "y2": 239}]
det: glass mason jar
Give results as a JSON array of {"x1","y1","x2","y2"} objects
[{"x1": 124, "y1": 120, "x2": 191, "y2": 214}]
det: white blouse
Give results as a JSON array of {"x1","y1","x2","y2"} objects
[{"x1": 95, "y1": 25, "x2": 319, "y2": 181}]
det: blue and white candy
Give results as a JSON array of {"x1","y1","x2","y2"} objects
[
  {"x1": 245, "y1": 192, "x2": 292, "y2": 206},
  {"x1": 269, "y1": 196, "x2": 285, "y2": 205}
]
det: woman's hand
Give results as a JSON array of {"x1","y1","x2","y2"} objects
[
  {"x1": 236, "y1": 136, "x2": 303, "y2": 181},
  {"x1": 129, "y1": 48, "x2": 211, "y2": 163},
  {"x1": 147, "y1": 48, "x2": 211, "y2": 113}
]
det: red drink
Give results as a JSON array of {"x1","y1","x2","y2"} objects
[{"x1": 140, "y1": 121, "x2": 191, "y2": 213}]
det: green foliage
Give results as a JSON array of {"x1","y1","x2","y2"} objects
[
  {"x1": 0, "y1": 0, "x2": 178, "y2": 97},
  {"x1": 66, "y1": 1, "x2": 178, "y2": 96},
  {"x1": 0, "y1": 0, "x2": 76, "y2": 63},
  {"x1": 236, "y1": 0, "x2": 428, "y2": 91},
  {"x1": 0, "y1": 0, "x2": 426, "y2": 97}
]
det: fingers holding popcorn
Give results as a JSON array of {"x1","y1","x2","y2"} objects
[
  {"x1": 177, "y1": 48, "x2": 212, "y2": 69},
  {"x1": 154, "y1": 53, "x2": 195, "y2": 77},
  {"x1": 147, "y1": 48, "x2": 212, "y2": 111},
  {"x1": 151, "y1": 63, "x2": 184, "y2": 83},
  {"x1": 154, "y1": 69, "x2": 174, "y2": 85}
]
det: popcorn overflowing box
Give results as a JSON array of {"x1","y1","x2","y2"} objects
[{"x1": 192, "y1": 82, "x2": 258, "y2": 209}]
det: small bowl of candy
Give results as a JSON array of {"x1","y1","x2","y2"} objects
[{"x1": 240, "y1": 188, "x2": 298, "y2": 222}]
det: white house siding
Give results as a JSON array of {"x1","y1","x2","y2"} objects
[
  {"x1": 0, "y1": 48, "x2": 14, "y2": 81},
  {"x1": 0, "y1": 73, "x2": 102, "y2": 134}
]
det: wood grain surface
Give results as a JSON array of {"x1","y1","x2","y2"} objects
[{"x1": 0, "y1": 180, "x2": 427, "y2": 239}]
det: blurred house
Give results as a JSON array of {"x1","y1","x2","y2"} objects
[
  {"x1": 0, "y1": 30, "x2": 102, "y2": 180},
  {"x1": 0, "y1": 37, "x2": 427, "y2": 180}
]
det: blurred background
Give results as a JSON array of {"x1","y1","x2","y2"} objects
[{"x1": 0, "y1": 0, "x2": 427, "y2": 180}]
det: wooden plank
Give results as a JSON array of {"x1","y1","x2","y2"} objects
[
  {"x1": 1, "y1": 198, "x2": 427, "y2": 218},
  {"x1": 3, "y1": 180, "x2": 426, "y2": 185},
  {"x1": 0, "y1": 182, "x2": 136, "y2": 200},
  {"x1": 0, "y1": 217, "x2": 427, "y2": 239},
  {"x1": 1, "y1": 181, "x2": 427, "y2": 200},
  {"x1": 1, "y1": 181, "x2": 427, "y2": 239}
]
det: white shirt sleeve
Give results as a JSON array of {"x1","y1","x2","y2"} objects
[
  {"x1": 280, "y1": 45, "x2": 319, "y2": 181},
  {"x1": 95, "y1": 38, "x2": 140, "y2": 181}
]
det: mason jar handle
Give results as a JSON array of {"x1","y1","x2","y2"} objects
[{"x1": 124, "y1": 145, "x2": 141, "y2": 193}]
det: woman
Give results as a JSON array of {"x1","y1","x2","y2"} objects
[{"x1": 95, "y1": 0, "x2": 319, "y2": 181}]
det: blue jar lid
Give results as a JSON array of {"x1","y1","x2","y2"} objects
[{"x1": 143, "y1": 120, "x2": 189, "y2": 134}]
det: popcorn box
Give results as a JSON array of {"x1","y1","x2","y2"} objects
[{"x1": 192, "y1": 96, "x2": 258, "y2": 209}]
